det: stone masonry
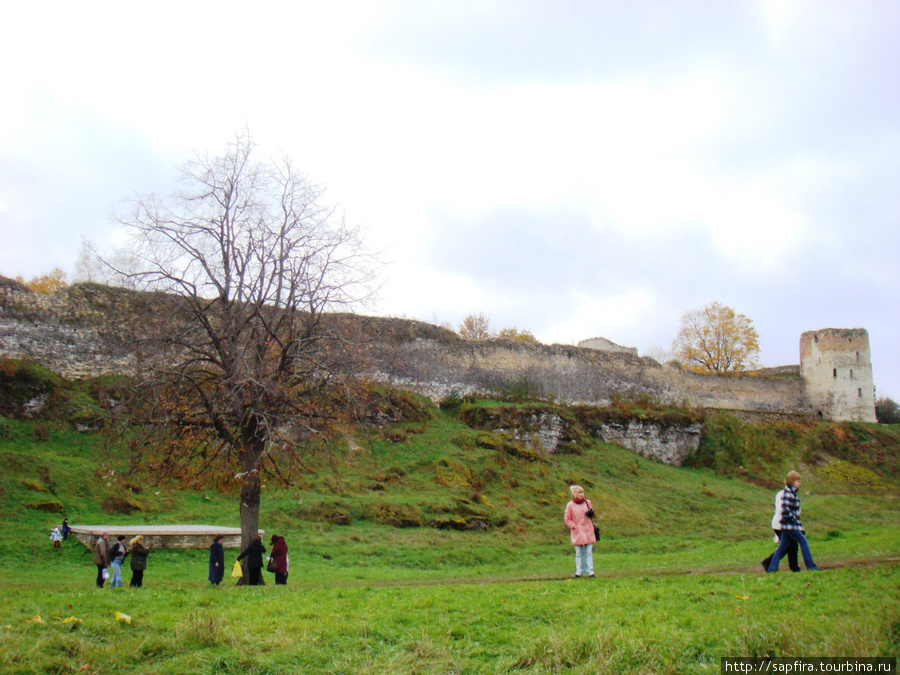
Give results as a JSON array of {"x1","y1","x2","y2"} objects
[{"x1": 0, "y1": 278, "x2": 878, "y2": 423}]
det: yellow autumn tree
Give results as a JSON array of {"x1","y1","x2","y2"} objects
[
  {"x1": 15, "y1": 268, "x2": 68, "y2": 294},
  {"x1": 458, "y1": 313, "x2": 493, "y2": 340},
  {"x1": 672, "y1": 302, "x2": 760, "y2": 374},
  {"x1": 497, "y1": 327, "x2": 538, "y2": 343}
]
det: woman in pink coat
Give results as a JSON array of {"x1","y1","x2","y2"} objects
[{"x1": 564, "y1": 484, "x2": 597, "y2": 578}]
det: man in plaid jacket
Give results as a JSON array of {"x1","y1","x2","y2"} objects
[{"x1": 766, "y1": 471, "x2": 820, "y2": 572}]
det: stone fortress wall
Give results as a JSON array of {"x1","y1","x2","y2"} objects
[{"x1": 0, "y1": 278, "x2": 877, "y2": 423}]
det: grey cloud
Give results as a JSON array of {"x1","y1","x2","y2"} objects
[
  {"x1": 365, "y1": 0, "x2": 762, "y2": 86},
  {"x1": 1, "y1": 108, "x2": 180, "y2": 277}
]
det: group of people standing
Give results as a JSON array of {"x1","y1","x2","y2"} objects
[
  {"x1": 564, "y1": 470, "x2": 819, "y2": 579},
  {"x1": 91, "y1": 532, "x2": 290, "y2": 588},
  {"x1": 209, "y1": 534, "x2": 289, "y2": 586},
  {"x1": 214, "y1": 534, "x2": 289, "y2": 586},
  {"x1": 92, "y1": 533, "x2": 149, "y2": 588}
]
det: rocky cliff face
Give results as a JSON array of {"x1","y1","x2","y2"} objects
[{"x1": 459, "y1": 405, "x2": 703, "y2": 466}]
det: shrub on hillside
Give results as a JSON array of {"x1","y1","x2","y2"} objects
[
  {"x1": 28, "y1": 499, "x2": 64, "y2": 513},
  {"x1": 474, "y1": 431, "x2": 542, "y2": 462},
  {"x1": 686, "y1": 413, "x2": 793, "y2": 485},
  {"x1": 801, "y1": 422, "x2": 900, "y2": 480},
  {"x1": 365, "y1": 502, "x2": 425, "y2": 528},
  {"x1": 32, "y1": 422, "x2": 51, "y2": 441},
  {"x1": 68, "y1": 406, "x2": 108, "y2": 431},
  {"x1": 301, "y1": 500, "x2": 353, "y2": 525},
  {"x1": 876, "y1": 397, "x2": 900, "y2": 424},
  {"x1": 21, "y1": 479, "x2": 49, "y2": 493},
  {"x1": 102, "y1": 495, "x2": 142, "y2": 515},
  {"x1": 0, "y1": 359, "x2": 63, "y2": 419}
]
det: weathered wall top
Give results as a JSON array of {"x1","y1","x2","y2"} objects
[
  {"x1": 577, "y1": 336, "x2": 638, "y2": 356},
  {"x1": 0, "y1": 278, "x2": 877, "y2": 422}
]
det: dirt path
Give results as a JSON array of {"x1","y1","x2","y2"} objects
[{"x1": 292, "y1": 556, "x2": 900, "y2": 589}]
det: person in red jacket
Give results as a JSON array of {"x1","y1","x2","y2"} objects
[
  {"x1": 270, "y1": 535, "x2": 289, "y2": 585},
  {"x1": 564, "y1": 485, "x2": 597, "y2": 578}
]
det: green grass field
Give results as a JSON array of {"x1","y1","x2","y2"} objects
[{"x1": 1, "y1": 409, "x2": 898, "y2": 674}]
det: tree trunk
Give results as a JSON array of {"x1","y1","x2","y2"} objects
[{"x1": 236, "y1": 443, "x2": 263, "y2": 585}]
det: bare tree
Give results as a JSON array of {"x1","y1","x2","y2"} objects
[
  {"x1": 74, "y1": 237, "x2": 142, "y2": 288},
  {"x1": 114, "y1": 130, "x2": 377, "y2": 571},
  {"x1": 643, "y1": 345, "x2": 673, "y2": 365}
]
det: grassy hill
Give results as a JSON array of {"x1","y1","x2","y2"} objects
[{"x1": 1, "y1": 373, "x2": 898, "y2": 672}]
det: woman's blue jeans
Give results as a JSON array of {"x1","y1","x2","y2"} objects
[
  {"x1": 767, "y1": 530, "x2": 818, "y2": 572},
  {"x1": 574, "y1": 544, "x2": 594, "y2": 576}
]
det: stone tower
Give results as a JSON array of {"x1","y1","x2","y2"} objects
[{"x1": 800, "y1": 328, "x2": 876, "y2": 422}]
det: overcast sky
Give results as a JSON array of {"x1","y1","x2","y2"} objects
[{"x1": 1, "y1": 1, "x2": 898, "y2": 398}]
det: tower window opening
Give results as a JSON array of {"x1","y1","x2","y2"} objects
[
  {"x1": 850, "y1": 369, "x2": 854, "y2": 379},
  {"x1": 858, "y1": 388, "x2": 862, "y2": 398},
  {"x1": 833, "y1": 368, "x2": 837, "y2": 378}
]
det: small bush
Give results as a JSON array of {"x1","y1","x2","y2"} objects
[
  {"x1": 474, "y1": 431, "x2": 542, "y2": 462},
  {"x1": 102, "y1": 495, "x2": 142, "y2": 515},
  {"x1": 0, "y1": 417, "x2": 12, "y2": 440},
  {"x1": 32, "y1": 422, "x2": 51, "y2": 441},
  {"x1": 28, "y1": 499, "x2": 64, "y2": 513},
  {"x1": 68, "y1": 407, "x2": 107, "y2": 431},
  {"x1": 430, "y1": 517, "x2": 468, "y2": 531},
  {"x1": 365, "y1": 502, "x2": 425, "y2": 528},
  {"x1": 439, "y1": 391, "x2": 465, "y2": 414},
  {"x1": 383, "y1": 429, "x2": 407, "y2": 443},
  {"x1": 371, "y1": 466, "x2": 405, "y2": 483},
  {"x1": 302, "y1": 500, "x2": 353, "y2": 525},
  {"x1": 435, "y1": 458, "x2": 474, "y2": 487},
  {"x1": 21, "y1": 479, "x2": 49, "y2": 493}
]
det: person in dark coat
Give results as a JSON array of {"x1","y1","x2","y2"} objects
[
  {"x1": 93, "y1": 532, "x2": 109, "y2": 588},
  {"x1": 208, "y1": 535, "x2": 225, "y2": 585},
  {"x1": 236, "y1": 535, "x2": 266, "y2": 586},
  {"x1": 270, "y1": 535, "x2": 289, "y2": 585},
  {"x1": 61, "y1": 518, "x2": 70, "y2": 540},
  {"x1": 129, "y1": 536, "x2": 149, "y2": 587}
]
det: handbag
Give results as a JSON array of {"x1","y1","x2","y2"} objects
[
  {"x1": 101, "y1": 567, "x2": 109, "y2": 580},
  {"x1": 266, "y1": 556, "x2": 278, "y2": 573},
  {"x1": 231, "y1": 560, "x2": 243, "y2": 578},
  {"x1": 587, "y1": 500, "x2": 600, "y2": 542}
]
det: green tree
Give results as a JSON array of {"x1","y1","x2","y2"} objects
[
  {"x1": 875, "y1": 396, "x2": 900, "y2": 424},
  {"x1": 671, "y1": 302, "x2": 760, "y2": 374}
]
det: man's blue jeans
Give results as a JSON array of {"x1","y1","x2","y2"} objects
[{"x1": 767, "y1": 530, "x2": 818, "y2": 572}]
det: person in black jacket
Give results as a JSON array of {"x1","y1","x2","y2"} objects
[
  {"x1": 236, "y1": 535, "x2": 266, "y2": 585},
  {"x1": 129, "y1": 536, "x2": 149, "y2": 587},
  {"x1": 208, "y1": 534, "x2": 225, "y2": 585}
]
